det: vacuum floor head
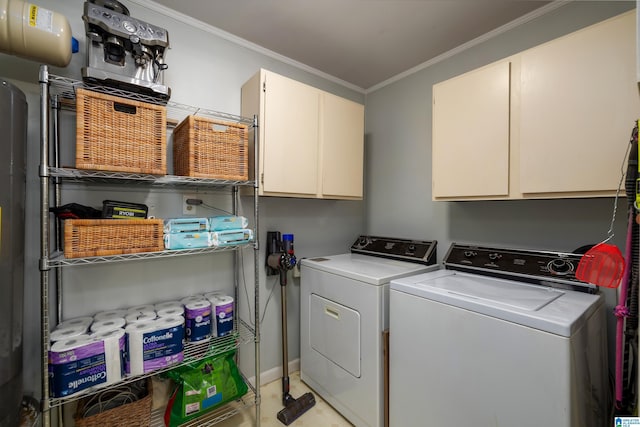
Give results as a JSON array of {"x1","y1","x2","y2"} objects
[{"x1": 276, "y1": 392, "x2": 316, "y2": 425}]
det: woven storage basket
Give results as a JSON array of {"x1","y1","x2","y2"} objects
[
  {"x1": 173, "y1": 115, "x2": 248, "y2": 180},
  {"x1": 64, "y1": 219, "x2": 164, "y2": 258},
  {"x1": 74, "y1": 379, "x2": 152, "y2": 427},
  {"x1": 76, "y1": 88, "x2": 167, "y2": 175}
]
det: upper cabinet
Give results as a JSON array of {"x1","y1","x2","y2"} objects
[
  {"x1": 432, "y1": 60, "x2": 511, "y2": 199},
  {"x1": 432, "y1": 10, "x2": 640, "y2": 201},
  {"x1": 241, "y1": 69, "x2": 365, "y2": 200}
]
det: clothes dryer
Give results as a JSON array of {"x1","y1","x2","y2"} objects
[{"x1": 300, "y1": 236, "x2": 438, "y2": 427}]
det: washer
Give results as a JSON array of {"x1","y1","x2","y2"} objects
[
  {"x1": 300, "y1": 236, "x2": 438, "y2": 427},
  {"x1": 389, "y1": 243, "x2": 609, "y2": 427}
]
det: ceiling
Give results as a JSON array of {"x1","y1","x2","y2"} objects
[{"x1": 150, "y1": 0, "x2": 553, "y2": 91}]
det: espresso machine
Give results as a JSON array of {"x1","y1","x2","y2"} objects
[{"x1": 82, "y1": 0, "x2": 171, "y2": 100}]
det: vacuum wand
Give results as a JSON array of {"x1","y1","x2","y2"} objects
[{"x1": 266, "y1": 232, "x2": 316, "y2": 425}]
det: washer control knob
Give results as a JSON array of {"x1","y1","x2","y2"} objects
[
  {"x1": 407, "y1": 244, "x2": 416, "y2": 254},
  {"x1": 548, "y1": 258, "x2": 572, "y2": 275}
]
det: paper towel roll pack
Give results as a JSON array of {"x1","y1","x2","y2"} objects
[
  {"x1": 125, "y1": 316, "x2": 184, "y2": 375},
  {"x1": 180, "y1": 295, "x2": 206, "y2": 306},
  {"x1": 207, "y1": 295, "x2": 234, "y2": 337},
  {"x1": 49, "y1": 336, "x2": 107, "y2": 397},
  {"x1": 203, "y1": 291, "x2": 223, "y2": 301},
  {"x1": 185, "y1": 300, "x2": 212, "y2": 342}
]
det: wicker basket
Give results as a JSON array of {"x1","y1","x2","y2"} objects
[
  {"x1": 173, "y1": 115, "x2": 248, "y2": 180},
  {"x1": 64, "y1": 219, "x2": 164, "y2": 259},
  {"x1": 76, "y1": 88, "x2": 167, "y2": 175},
  {"x1": 74, "y1": 379, "x2": 152, "y2": 427}
]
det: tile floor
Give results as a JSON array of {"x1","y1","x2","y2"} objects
[{"x1": 216, "y1": 371, "x2": 353, "y2": 427}]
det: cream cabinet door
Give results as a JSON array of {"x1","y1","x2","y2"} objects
[
  {"x1": 262, "y1": 71, "x2": 319, "y2": 196},
  {"x1": 432, "y1": 61, "x2": 511, "y2": 199},
  {"x1": 320, "y1": 92, "x2": 364, "y2": 199},
  {"x1": 519, "y1": 11, "x2": 639, "y2": 195}
]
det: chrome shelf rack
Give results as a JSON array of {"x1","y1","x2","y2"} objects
[{"x1": 38, "y1": 65, "x2": 261, "y2": 427}]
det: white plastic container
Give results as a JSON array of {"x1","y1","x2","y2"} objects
[{"x1": 0, "y1": 0, "x2": 72, "y2": 66}]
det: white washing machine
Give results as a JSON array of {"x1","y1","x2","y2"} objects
[
  {"x1": 390, "y1": 243, "x2": 609, "y2": 427},
  {"x1": 300, "y1": 236, "x2": 438, "y2": 427}
]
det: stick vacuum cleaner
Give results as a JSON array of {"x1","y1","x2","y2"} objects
[{"x1": 266, "y1": 232, "x2": 316, "y2": 425}]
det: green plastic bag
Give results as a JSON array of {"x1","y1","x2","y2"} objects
[{"x1": 163, "y1": 351, "x2": 248, "y2": 426}]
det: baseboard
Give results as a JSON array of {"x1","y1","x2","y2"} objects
[{"x1": 245, "y1": 358, "x2": 300, "y2": 388}]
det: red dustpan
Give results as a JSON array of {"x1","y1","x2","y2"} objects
[{"x1": 575, "y1": 242, "x2": 625, "y2": 288}]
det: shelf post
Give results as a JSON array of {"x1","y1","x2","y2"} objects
[
  {"x1": 39, "y1": 64, "x2": 52, "y2": 427},
  {"x1": 253, "y1": 114, "x2": 261, "y2": 427}
]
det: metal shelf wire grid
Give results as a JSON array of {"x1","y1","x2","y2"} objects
[
  {"x1": 45, "y1": 243, "x2": 254, "y2": 268},
  {"x1": 150, "y1": 388, "x2": 257, "y2": 427},
  {"x1": 49, "y1": 167, "x2": 255, "y2": 188},
  {"x1": 47, "y1": 73, "x2": 254, "y2": 127},
  {"x1": 48, "y1": 318, "x2": 256, "y2": 409}
]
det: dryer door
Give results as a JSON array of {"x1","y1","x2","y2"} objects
[{"x1": 310, "y1": 293, "x2": 361, "y2": 377}]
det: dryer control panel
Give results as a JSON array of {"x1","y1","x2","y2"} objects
[
  {"x1": 351, "y1": 236, "x2": 437, "y2": 265},
  {"x1": 444, "y1": 243, "x2": 596, "y2": 293}
]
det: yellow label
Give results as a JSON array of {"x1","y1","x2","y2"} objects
[{"x1": 29, "y1": 5, "x2": 38, "y2": 27}]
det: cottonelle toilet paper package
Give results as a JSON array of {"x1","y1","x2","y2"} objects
[
  {"x1": 49, "y1": 336, "x2": 107, "y2": 397},
  {"x1": 125, "y1": 311, "x2": 157, "y2": 324},
  {"x1": 155, "y1": 300, "x2": 183, "y2": 313},
  {"x1": 50, "y1": 324, "x2": 88, "y2": 342},
  {"x1": 125, "y1": 316, "x2": 185, "y2": 376},
  {"x1": 126, "y1": 304, "x2": 156, "y2": 317},
  {"x1": 155, "y1": 301, "x2": 184, "y2": 319},
  {"x1": 157, "y1": 306, "x2": 184, "y2": 318},
  {"x1": 90, "y1": 317, "x2": 126, "y2": 333},
  {"x1": 56, "y1": 316, "x2": 93, "y2": 331},
  {"x1": 94, "y1": 309, "x2": 127, "y2": 321},
  {"x1": 90, "y1": 328, "x2": 126, "y2": 388}
]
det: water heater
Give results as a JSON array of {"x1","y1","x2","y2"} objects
[{"x1": 0, "y1": 79, "x2": 26, "y2": 427}]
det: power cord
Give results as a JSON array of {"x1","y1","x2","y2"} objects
[
  {"x1": 240, "y1": 250, "x2": 279, "y2": 327},
  {"x1": 188, "y1": 205, "x2": 274, "y2": 326},
  {"x1": 78, "y1": 379, "x2": 148, "y2": 418},
  {"x1": 185, "y1": 198, "x2": 232, "y2": 215}
]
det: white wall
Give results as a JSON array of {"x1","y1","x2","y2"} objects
[
  {"x1": 0, "y1": 0, "x2": 365, "y2": 402},
  {"x1": 364, "y1": 0, "x2": 636, "y2": 374}
]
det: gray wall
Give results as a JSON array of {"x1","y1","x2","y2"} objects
[
  {"x1": 364, "y1": 0, "x2": 636, "y2": 371},
  {"x1": 4, "y1": 0, "x2": 636, "y2": 409},
  {"x1": 0, "y1": 0, "x2": 365, "y2": 401}
]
